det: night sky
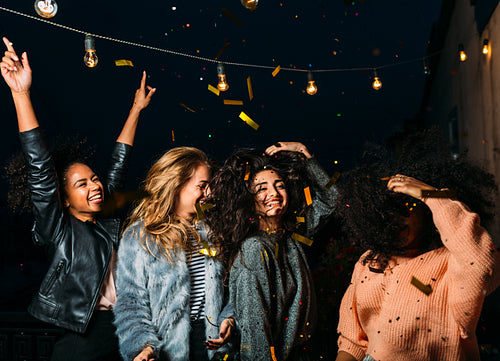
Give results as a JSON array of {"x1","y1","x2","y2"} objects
[{"x1": 0, "y1": 0, "x2": 442, "y2": 188}]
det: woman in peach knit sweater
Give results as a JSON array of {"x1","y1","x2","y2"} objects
[{"x1": 334, "y1": 129, "x2": 499, "y2": 361}]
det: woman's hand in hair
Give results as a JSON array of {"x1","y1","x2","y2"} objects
[
  {"x1": 0, "y1": 37, "x2": 32, "y2": 93},
  {"x1": 265, "y1": 141, "x2": 312, "y2": 159},
  {"x1": 205, "y1": 318, "x2": 235, "y2": 350},
  {"x1": 387, "y1": 174, "x2": 437, "y2": 201},
  {"x1": 133, "y1": 345, "x2": 155, "y2": 361}
]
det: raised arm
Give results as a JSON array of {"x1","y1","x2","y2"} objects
[
  {"x1": 116, "y1": 70, "x2": 156, "y2": 146},
  {"x1": 1, "y1": 37, "x2": 37, "y2": 131}
]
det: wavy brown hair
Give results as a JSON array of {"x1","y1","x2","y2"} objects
[{"x1": 125, "y1": 147, "x2": 211, "y2": 263}]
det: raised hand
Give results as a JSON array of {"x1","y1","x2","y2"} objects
[
  {"x1": 387, "y1": 174, "x2": 437, "y2": 201},
  {"x1": 0, "y1": 37, "x2": 32, "y2": 93},
  {"x1": 131, "y1": 71, "x2": 156, "y2": 112},
  {"x1": 265, "y1": 141, "x2": 312, "y2": 159}
]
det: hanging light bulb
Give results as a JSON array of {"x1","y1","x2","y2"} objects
[
  {"x1": 217, "y1": 63, "x2": 229, "y2": 92},
  {"x1": 84, "y1": 35, "x2": 98, "y2": 68},
  {"x1": 458, "y1": 44, "x2": 467, "y2": 62},
  {"x1": 372, "y1": 69, "x2": 382, "y2": 91},
  {"x1": 306, "y1": 71, "x2": 318, "y2": 95},
  {"x1": 422, "y1": 58, "x2": 430, "y2": 75},
  {"x1": 241, "y1": 0, "x2": 259, "y2": 11},
  {"x1": 482, "y1": 39, "x2": 489, "y2": 55},
  {"x1": 34, "y1": 0, "x2": 58, "y2": 18}
]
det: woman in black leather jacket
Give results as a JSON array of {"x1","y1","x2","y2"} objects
[{"x1": 1, "y1": 37, "x2": 155, "y2": 361}]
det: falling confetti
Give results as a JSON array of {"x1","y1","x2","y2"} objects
[
  {"x1": 223, "y1": 99, "x2": 244, "y2": 105},
  {"x1": 304, "y1": 186, "x2": 312, "y2": 205},
  {"x1": 114, "y1": 59, "x2": 134, "y2": 67},
  {"x1": 180, "y1": 103, "x2": 197, "y2": 113},
  {"x1": 325, "y1": 172, "x2": 341, "y2": 189},
  {"x1": 292, "y1": 233, "x2": 313, "y2": 246},
  {"x1": 296, "y1": 216, "x2": 305, "y2": 223},
  {"x1": 171, "y1": 130, "x2": 175, "y2": 142},
  {"x1": 272, "y1": 65, "x2": 281, "y2": 77},
  {"x1": 270, "y1": 347, "x2": 278, "y2": 361},
  {"x1": 244, "y1": 163, "x2": 251, "y2": 180},
  {"x1": 222, "y1": 8, "x2": 243, "y2": 26},
  {"x1": 215, "y1": 42, "x2": 231, "y2": 60},
  {"x1": 208, "y1": 84, "x2": 220, "y2": 96},
  {"x1": 239, "y1": 112, "x2": 260, "y2": 130},
  {"x1": 410, "y1": 276, "x2": 433, "y2": 295},
  {"x1": 247, "y1": 76, "x2": 254, "y2": 101}
]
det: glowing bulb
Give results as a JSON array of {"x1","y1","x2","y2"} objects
[
  {"x1": 34, "y1": 0, "x2": 58, "y2": 18},
  {"x1": 241, "y1": 0, "x2": 259, "y2": 11},
  {"x1": 84, "y1": 35, "x2": 98, "y2": 68},
  {"x1": 217, "y1": 63, "x2": 229, "y2": 92},
  {"x1": 482, "y1": 39, "x2": 489, "y2": 55},
  {"x1": 371, "y1": 69, "x2": 382, "y2": 90},
  {"x1": 458, "y1": 44, "x2": 467, "y2": 62},
  {"x1": 306, "y1": 71, "x2": 317, "y2": 95}
]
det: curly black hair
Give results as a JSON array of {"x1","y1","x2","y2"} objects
[
  {"x1": 4, "y1": 134, "x2": 95, "y2": 214},
  {"x1": 335, "y1": 127, "x2": 497, "y2": 269},
  {"x1": 204, "y1": 148, "x2": 314, "y2": 271}
]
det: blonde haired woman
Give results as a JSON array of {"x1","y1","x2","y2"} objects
[{"x1": 113, "y1": 147, "x2": 235, "y2": 361}]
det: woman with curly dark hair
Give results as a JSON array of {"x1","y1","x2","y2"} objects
[
  {"x1": 1, "y1": 37, "x2": 155, "y2": 361},
  {"x1": 334, "y1": 129, "x2": 499, "y2": 361},
  {"x1": 205, "y1": 141, "x2": 338, "y2": 360}
]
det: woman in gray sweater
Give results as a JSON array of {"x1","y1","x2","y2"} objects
[{"x1": 205, "y1": 142, "x2": 338, "y2": 360}]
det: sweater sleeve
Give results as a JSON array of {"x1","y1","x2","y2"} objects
[
  {"x1": 337, "y1": 256, "x2": 368, "y2": 361},
  {"x1": 304, "y1": 157, "x2": 338, "y2": 237},
  {"x1": 426, "y1": 198, "x2": 497, "y2": 339},
  {"x1": 230, "y1": 239, "x2": 275, "y2": 361},
  {"x1": 113, "y1": 223, "x2": 160, "y2": 361}
]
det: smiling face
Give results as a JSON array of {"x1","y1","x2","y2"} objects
[
  {"x1": 175, "y1": 163, "x2": 210, "y2": 220},
  {"x1": 63, "y1": 163, "x2": 104, "y2": 223},
  {"x1": 253, "y1": 169, "x2": 288, "y2": 226}
]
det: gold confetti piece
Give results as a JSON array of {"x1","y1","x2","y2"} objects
[
  {"x1": 201, "y1": 203, "x2": 214, "y2": 211},
  {"x1": 221, "y1": 8, "x2": 243, "y2": 26},
  {"x1": 421, "y1": 189, "x2": 457, "y2": 198},
  {"x1": 270, "y1": 347, "x2": 278, "y2": 361},
  {"x1": 195, "y1": 202, "x2": 205, "y2": 220},
  {"x1": 261, "y1": 251, "x2": 265, "y2": 263},
  {"x1": 171, "y1": 130, "x2": 175, "y2": 142},
  {"x1": 223, "y1": 355, "x2": 229, "y2": 361},
  {"x1": 292, "y1": 232, "x2": 313, "y2": 246},
  {"x1": 274, "y1": 242, "x2": 279, "y2": 258},
  {"x1": 208, "y1": 84, "x2": 220, "y2": 96},
  {"x1": 180, "y1": 102, "x2": 197, "y2": 113},
  {"x1": 304, "y1": 186, "x2": 312, "y2": 206},
  {"x1": 223, "y1": 99, "x2": 244, "y2": 105},
  {"x1": 239, "y1": 112, "x2": 260, "y2": 130},
  {"x1": 380, "y1": 176, "x2": 391, "y2": 181},
  {"x1": 296, "y1": 216, "x2": 305, "y2": 223},
  {"x1": 272, "y1": 65, "x2": 281, "y2": 77},
  {"x1": 244, "y1": 163, "x2": 251, "y2": 180},
  {"x1": 264, "y1": 249, "x2": 269, "y2": 261},
  {"x1": 411, "y1": 276, "x2": 433, "y2": 295},
  {"x1": 114, "y1": 59, "x2": 134, "y2": 67},
  {"x1": 247, "y1": 76, "x2": 254, "y2": 101},
  {"x1": 200, "y1": 240, "x2": 217, "y2": 257},
  {"x1": 215, "y1": 42, "x2": 231, "y2": 60},
  {"x1": 325, "y1": 172, "x2": 341, "y2": 189}
]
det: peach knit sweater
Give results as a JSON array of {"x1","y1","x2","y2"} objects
[{"x1": 337, "y1": 198, "x2": 498, "y2": 361}]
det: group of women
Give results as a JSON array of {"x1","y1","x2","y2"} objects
[{"x1": 2, "y1": 37, "x2": 499, "y2": 361}]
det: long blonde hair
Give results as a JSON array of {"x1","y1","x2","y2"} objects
[{"x1": 126, "y1": 147, "x2": 210, "y2": 263}]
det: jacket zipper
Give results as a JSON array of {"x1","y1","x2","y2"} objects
[{"x1": 41, "y1": 260, "x2": 65, "y2": 295}]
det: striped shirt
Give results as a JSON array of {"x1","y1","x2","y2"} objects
[{"x1": 188, "y1": 240, "x2": 206, "y2": 320}]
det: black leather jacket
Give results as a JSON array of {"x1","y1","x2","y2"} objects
[{"x1": 20, "y1": 127, "x2": 132, "y2": 334}]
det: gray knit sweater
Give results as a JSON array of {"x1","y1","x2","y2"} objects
[{"x1": 229, "y1": 157, "x2": 338, "y2": 360}]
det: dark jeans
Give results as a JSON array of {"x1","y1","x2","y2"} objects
[
  {"x1": 190, "y1": 318, "x2": 210, "y2": 361},
  {"x1": 51, "y1": 310, "x2": 122, "y2": 361}
]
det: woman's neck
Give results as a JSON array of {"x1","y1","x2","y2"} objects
[{"x1": 258, "y1": 216, "x2": 283, "y2": 234}]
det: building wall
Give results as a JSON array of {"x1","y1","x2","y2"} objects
[{"x1": 425, "y1": 0, "x2": 500, "y2": 240}]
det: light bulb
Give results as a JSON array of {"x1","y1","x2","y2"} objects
[
  {"x1": 34, "y1": 0, "x2": 58, "y2": 18},
  {"x1": 84, "y1": 35, "x2": 98, "y2": 68},
  {"x1": 241, "y1": 0, "x2": 259, "y2": 11},
  {"x1": 482, "y1": 39, "x2": 489, "y2": 55},
  {"x1": 372, "y1": 69, "x2": 382, "y2": 90},
  {"x1": 458, "y1": 44, "x2": 467, "y2": 62},
  {"x1": 306, "y1": 71, "x2": 318, "y2": 95},
  {"x1": 217, "y1": 63, "x2": 229, "y2": 92}
]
